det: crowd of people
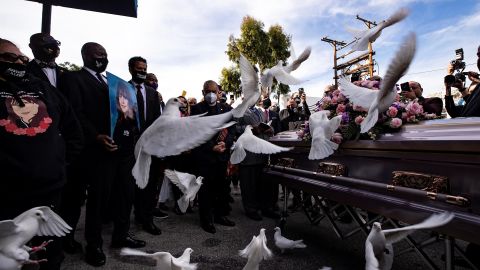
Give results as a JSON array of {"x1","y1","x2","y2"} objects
[{"x1": 1, "y1": 31, "x2": 479, "y2": 269}]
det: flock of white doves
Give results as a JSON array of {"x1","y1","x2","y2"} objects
[{"x1": 0, "y1": 7, "x2": 455, "y2": 270}]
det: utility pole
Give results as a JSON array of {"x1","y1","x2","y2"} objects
[
  {"x1": 355, "y1": 15, "x2": 377, "y2": 78},
  {"x1": 321, "y1": 37, "x2": 346, "y2": 88}
]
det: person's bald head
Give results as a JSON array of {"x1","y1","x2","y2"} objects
[
  {"x1": 409, "y1": 81, "x2": 423, "y2": 98},
  {"x1": 81, "y1": 42, "x2": 108, "y2": 72}
]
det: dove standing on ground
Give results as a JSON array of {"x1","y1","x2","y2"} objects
[
  {"x1": 230, "y1": 125, "x2": 291, "y2": 164},
  {"x1": 0, "y1": 206, "x2": 71, "y2": 270},
  {"x1": 164, "y1": 169, "x2": 203, "y2": 213},
  {"x1": 348, "y1": 8, "x2": 409, "y2": 52},
  {"x1": 132, "y1": 54, "x2": 260, "y2": 188},
  {"x1": 273, "y1": 227, "x2": 306, "y2": 253},
  {"x1": 308, "y1": 110, "x2": 343, "y2": 160},
  {"x1": 365, "y1": 212, "x2": 454, "y2": 270},
  {"x1": 239, "y1": 228, "x2": 273, "y2": 270},
  {"x1": 340, "y1": 32, "x2": 416, "y2": 133},
  {"x1": 121, "y1": 248, "x2": 197, "y2": 270},
  {"x1": 260, "y1": 46, "x2": 311, "y2": 90}
]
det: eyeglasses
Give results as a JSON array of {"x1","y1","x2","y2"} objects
[{"x1": 0, "y1": 53, "x2": 29, "y2": 64}]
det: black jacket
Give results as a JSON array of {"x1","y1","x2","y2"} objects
[
  {"x1": 190, "y1": 101, "x2": 235, "y2": 164},
  {"x1": 0, "y1": 75, "x2": 83, "y2": 197},
  {"x1": 279, "y1": 102, "x2": 311, "y2": 131},
  {"x1": 445, "y1": 84, "x2": 480, "y2": 117},
  {"x1": 128, "y1": 81, "x2": 160, "y2": 133},
  {"x1": 26, "y1": 60, "x2": 67, "y2": 87}
]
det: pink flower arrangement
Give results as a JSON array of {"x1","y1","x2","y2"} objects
[
  {"x1": 354, "y1": 115, "x2": 364, "y2": 125},
  {"x1": 331, "y1": 132, "x2": 343, "y2": 144},
  {"x1": 331, "y1": 96, "x2": 338, "y2": 105},
  {"x1": 386, "y1": 106, "x2": 398, "y2": 118},
  {"x1": 389, "y1": 118, "x2": 402, "y2": 128},
  {"x1": 336, "y1": 104, "x2": 346, "y2": 114},
  {"x1": 406, "y1": 115, "x2": 417, "y2": 123},
  {"x1": 406, "y1": 101, "x2": 423, "y2": 115}
]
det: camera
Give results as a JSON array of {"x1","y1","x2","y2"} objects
[
  {"x1": 294, "y1": 97, "x2": 301, "y2": 104},
  {"x1": 450, "y1": 48, "x2": 466, "y2": 71},
  {"x1": 400, "y1": 82, "x2": 411, "y2": 92}
]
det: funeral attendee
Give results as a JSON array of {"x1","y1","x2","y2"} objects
[
  {"x1": 0, "y1": 38, "x2": 83, "y2": 270},
  {"x1": 58, "y1": 43, "x2": 144, "y2": 267},
  {"x1": 445, "y1": 45, "x2": 480, "y2": 117},
  {"x1": 279, "y1": 90, "x2": 311, "y2": 131},
  {"x1": 188, "y1": 97, "x2": 197, "y2": 106},
  {"x1": 190, "y1": 80, "x2": 235, "y2": 233},
  {"x1": 145, "y1": 72, "x2": 158, "y2": 90},
  {"x1": 259, "y1": 96, "x2": 281, "y2": 134},
  {"x1": 26, "y1": 33, "x2": 65, "y2": 87},
  {"x1": 402, "y1": 81, "x2": 443, "y2": 116},
  {"x1": 128, "y1": 56, "x2": 166, "y2": 236}
]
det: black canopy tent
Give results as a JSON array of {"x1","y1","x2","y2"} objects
[{"x1": 26, "y1": 0, "x2": 138, "y2": 34}]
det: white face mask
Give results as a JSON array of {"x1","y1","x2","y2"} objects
[{"x1": 205, "y1": 92, "x2": 217, "y2": 106}]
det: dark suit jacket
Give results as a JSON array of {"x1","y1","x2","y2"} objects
[
  {"x1": 268, "y1": 110, "x2": 281, "y2": 134},
  {"x1": 26, "y1": 60, "x2": 67, "y2": 87},
  {"x1": 418, "y1": 96, "x2": 443, "y2": 116},
  {"x1": 129, "y1": 81, "x2": 160, "y2": 133},
  {"x1": 445, "y1": 84, "x2": 480, "y2": 118},
  {"x1": 58, "y1": 68, "x2": 110, "y2": 147}
]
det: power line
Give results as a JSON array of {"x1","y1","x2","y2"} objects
[{"x1": 403, "y1": 63, "x2": 475, "y2": 76}]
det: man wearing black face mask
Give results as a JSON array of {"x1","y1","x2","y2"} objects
[
  {"x1": 59, "y1": 42, "x2": 146, "y2": 267},
  {"x1": 190, "y1": 80, "x2": 236, "y2": 233},
  {"x1": 26, "y1": 33, "x2": 65, "y2": 88},
  {"x1": 127, "y1": 56, "x2": 166, "y2": 236},
  {"x1": 0, "y1": 38, "x2": 83, "y2": 270}
]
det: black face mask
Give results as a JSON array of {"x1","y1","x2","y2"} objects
[
  {"x1": 0, "y1": 61, "x2": 26, "y2": 82},
  {"x1": 88, "y1": 57, "x2": 108, "y2": 73},
  {"x1": 33, "y1": 46, "x2": 59, "y2": 62},
  {"x1": 132, "y1": 71, "x2": 147, "y2": 83},
  {"x1": 263, "y1": 98, "x2": 271, "y2": 109}
]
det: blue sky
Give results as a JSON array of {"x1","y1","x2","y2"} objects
[{"x1": 0, "y1": 0, "x2": 479, "y2": 102}]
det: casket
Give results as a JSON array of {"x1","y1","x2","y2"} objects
[{"x1": 266, "y1": 117, "x2": 480, "y2": 245}]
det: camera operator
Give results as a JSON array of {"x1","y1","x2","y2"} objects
[
  {"x1": 279, "y1": 89, "x2": 311, "y2": 131},
  {"x1": 400, "y1": 81, "x2": 443, "y2": 116},
  {"x1": 444, "y1": 45, "x2": 480, "y2": 118}
]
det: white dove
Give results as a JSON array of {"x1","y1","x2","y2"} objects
[
  {"x1": 0, "y1": 206, "x2": 71, "y2": 270},
  {"x1": 308, "y1": 110, "x2": 342, "y2": 160},
  {"x1": 348, "y1": 8, "x2": 409, "y2": 52},
  {"x1": 132, "y1": 53, "x2": 260, "y2": 188},
  {"x1": 273, "y1": 227, "x2": 306, "y2": 253},
  {"x1": 121, "y1": 247, "x2": 197, "y2": 270},
  {"x1": 365, "y1": 212, "x2": 454, "y2": 270},
  {"x1": 230, "y1": 125, "x2": 291, "y2": 164},
  {"x1": 239, "y1": 228, "x2": 272, "y2": 270},
  {"x1": 164, "y1": 169, "x2": 203, "y2": 213},
  {"x1": 339, "y1": 32, "x2": 416, "y2": 133},
  {"x1": 260, "y1": 46, "x2": 311, "y2": 89}
]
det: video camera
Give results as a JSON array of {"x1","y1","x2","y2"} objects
[{"x1": 445, "y1": 48, "x2": 466, "y2": 86}]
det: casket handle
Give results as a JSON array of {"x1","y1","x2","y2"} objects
[{"x1": 446, "y1": 195, "x2": 470, "y2": 207}]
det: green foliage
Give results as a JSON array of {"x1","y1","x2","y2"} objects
[
  {"x1": 222, "y1": 15, "x2": 292, "y2": 97},
  {"x1": 219, "y1": 66, "x2": 241, "y2": 96},
  {"x1": 58, "y1": 61, "x2": 81, "y2": 71}
]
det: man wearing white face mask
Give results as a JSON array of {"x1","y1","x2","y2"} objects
[{"x1": 190, "y1": 80, "x2": 236, "y2": 233}]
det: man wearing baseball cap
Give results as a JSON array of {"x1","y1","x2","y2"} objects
[{"x1": 27, "y1": 33, "x2": 66, "y2": 87}]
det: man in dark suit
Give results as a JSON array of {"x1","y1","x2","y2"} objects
[
  {"x1": 26, "y1": 33, "x2": 66, "y2": 88},
  {"x1": 128, "y1": 56, "x2": 166, "y2": 236},
  {"x1": 58, "y1": 43, "x2": 144, "y2": 267},
  {"x1": 259, "y1": 97, "x2": 281, "y2": 134},
  {"x1": 190, "y1": 80, "x2": 236, "y2": 233}
]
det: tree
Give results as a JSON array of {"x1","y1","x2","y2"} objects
[
  {"x1": 58, "y1": 61, "x2": 81, "y2": 71},
  {"x1": 219, "y1": 66, "x2": 241, "y2": 96},
  {"x1": 221, "y1": 15, "x2": 292, "y2": 98}
]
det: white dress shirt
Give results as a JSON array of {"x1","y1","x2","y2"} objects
[{"x1": 35, "y1": 59, "x2": 57, "y2": 87}]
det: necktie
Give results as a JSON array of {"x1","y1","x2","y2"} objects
[
  {"x1": 136, "y1": 84, "x2": 146, "y2": 129},
  {"x1": 264, "y1": 109, "x2": 269, "y2": 122},
  {"x1": 96, "y1": 72, "x2": 107, "y2": 87}
]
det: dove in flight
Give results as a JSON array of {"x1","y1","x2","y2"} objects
[
  {"x1": 365, "y1": 212, "x2": 454, "y2": 270},
  {"x1": 132, "y1": 54, "x2": 260, "y2": 188},
  {"x1": 230, "y1": 125, "x2": 292, "y2": 164},
  {"x1": 273, "y1": 227, "x2": 306, "y2": 253},
  {"x1": 121, "y1": 247, "x2": 197, "y2": 270},
  {"x1": 0, "y1": 206, "x2": 71, "y2": 270},
  {"x1": 308, "y1": 110, "x2": 342, "y2": 160},
  {"x1": 339, "y1": 32, "x2": 416, "y2": 133},
  {"x1": 348, "y1": 8, "x2": 409, "y2": 52},
  {"x1": 239, "y1": 228, "x2": 272, "y2": 270},
  {"x1": 164, "y1": 169, "x2": 203, "y2": 213},
  {"x1": 260, "y1": 46, "x2": 311, "y2": 90}
]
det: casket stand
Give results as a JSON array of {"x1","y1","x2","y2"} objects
[{"x1": 265, "y1": 118, "x2": 480, "y2": 270}]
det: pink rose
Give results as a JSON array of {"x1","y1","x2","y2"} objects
[
  {"x1": 331, "y1": 132, "x2": 343, "y2": 144},
  {"x1": 331, "y1": 96, "x2": 338, "y2": 105},
  {"x1": 406, "y1": 101, "x2": 423, "y2": 115},
  {"x1": 43, "y1": 117, "x2": 53, "y2": 124},
  {"x1": 386, "y1": 106, "x2": 398, "y2": 118},
  {"x1": 0, "y1": 119, "x2": 10, "y2": 126},
  {"x1": 354, "y1": 115, "x2": 364, "y2": 125},
  {"x1": 401, "y1": 112, "x2": 408, "y2": 120},
  {"x1": 406, "y1": 115, "x2": 417, "y2": 123},
  {"x1": 336, "y1": 104, "x2": 346, "y2": 114},
  {"x1": 389, "y1": 118, "x2": 402, "y2": 128},
  {"x1": 13, "y1": 128, "x2": 26, "y2": 135}
]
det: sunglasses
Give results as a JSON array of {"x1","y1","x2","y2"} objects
[{"x1": 0, "y1": 52, "x2": 29, "y2": 64}]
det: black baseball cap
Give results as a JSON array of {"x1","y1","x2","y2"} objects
[{"x1": 30, "y1": 33, "x2": 61, "y2": 47}]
